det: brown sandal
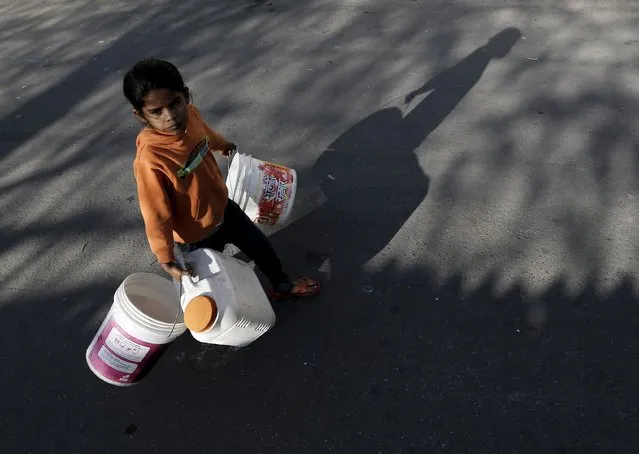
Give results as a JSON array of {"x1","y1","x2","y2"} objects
[{"x1": 268, "y1": 277, "x2": 321, "y2": 302}]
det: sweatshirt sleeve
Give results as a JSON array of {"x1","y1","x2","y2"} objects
[
  {"x1": 190, "y1": 105, "x2": 232, "y2": 151},
  {"x1": 134, "y1": 156, "x2": 175, "y2": 264}
]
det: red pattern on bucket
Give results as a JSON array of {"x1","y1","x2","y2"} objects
[
  {"x1": 86, "y1": 315, "x2": 168, "y2": 385},
  {"x1": 256, "y1": 162, "x2": 295, "y2": 225}
]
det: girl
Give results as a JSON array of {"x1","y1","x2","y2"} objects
[{"x1": 123, "y1": 58, "x2": 320, "y2": 300}]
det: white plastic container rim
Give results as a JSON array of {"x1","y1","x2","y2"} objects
[
  {"x1": 229, "y1": 152, "x2": 252, "y2": 211},
  {"x1": 116, "y1": 273, "x2": 186, "y2": 341}
]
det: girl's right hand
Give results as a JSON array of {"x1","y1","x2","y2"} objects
[{"x1": 161, "y1": 261, "x2": 192, "y2": 280}]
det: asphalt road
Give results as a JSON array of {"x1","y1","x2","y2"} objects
[{"x1": 2, "y1": 0, "x2": 639, "y2": 452}]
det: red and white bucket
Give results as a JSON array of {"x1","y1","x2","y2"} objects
[
  {"x1": 85, "y1": 273, "x2": 186, "y2": 386},
  {"x1": 226, "y1": 153, "x2": 297, "y2": 228}
]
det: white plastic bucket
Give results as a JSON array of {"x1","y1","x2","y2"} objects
[
  {"x1": 180, "y1": 248, "x2": 276, "y2": 347},
  {"x1": 226, "y1": 153, "x2": 297, "y2": 227},
  {"x1": 86, "y1": 273, "x2": 186, "y2": 386}
]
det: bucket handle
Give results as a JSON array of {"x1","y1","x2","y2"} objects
[{"x1": 168, "y1": 278, "x2": 182, "y2": 338}]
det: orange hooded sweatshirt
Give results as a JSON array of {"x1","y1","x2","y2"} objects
[{"x1": 133, "y1": 105, "x2": 231, "y2": 264}]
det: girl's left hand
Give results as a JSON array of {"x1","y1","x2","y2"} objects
[{"x1": 220, "y1": 142, "x2": 237, "y2": 157}]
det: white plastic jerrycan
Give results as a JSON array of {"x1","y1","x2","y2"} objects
[{"x1": 179, "y1": 248, "x2": 276, "y2": 347}]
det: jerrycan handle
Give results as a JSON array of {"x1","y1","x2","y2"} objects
[
  {"x1": 174, "y1": 255, "x2": 198, "y2": 318},
  {"x1": 168, "y1": 255, "x2": 194, "y2": 338},
  {"x1": 176, "y1": 253, "x2": 200, "y2": 285}
]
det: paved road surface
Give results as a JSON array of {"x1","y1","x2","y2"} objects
[{"x1": 2, "y1": 0, "x2": 639, "y2": 452}]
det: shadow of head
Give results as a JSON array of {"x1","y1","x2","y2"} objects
[{"x1": 484, "y1": 27, "x2": 522, "y2": 59}]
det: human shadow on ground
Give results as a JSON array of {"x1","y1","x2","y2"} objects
[{"x1": 273, "y1": 28, "x2": 522, "y2": 287}]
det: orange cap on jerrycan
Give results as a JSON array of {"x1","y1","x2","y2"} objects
[{"x1": 184, "y1": 295, "x2": 218, "y2": 333}]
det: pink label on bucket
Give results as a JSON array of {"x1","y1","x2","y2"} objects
[{"x1": 87, "y1": 315, "x2": 168, "y2": 385}]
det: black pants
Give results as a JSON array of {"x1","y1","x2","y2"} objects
[{"x1": 178, "y1": 199, "x2": 290, "y2": 291}]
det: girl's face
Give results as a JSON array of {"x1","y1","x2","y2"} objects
[{"x1": 137, "y1": 88, "x2": 188, "y2": 135}]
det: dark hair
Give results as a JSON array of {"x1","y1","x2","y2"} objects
[{"x1": 122, "y1": 59, "x2": 190, "y2": 111}]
